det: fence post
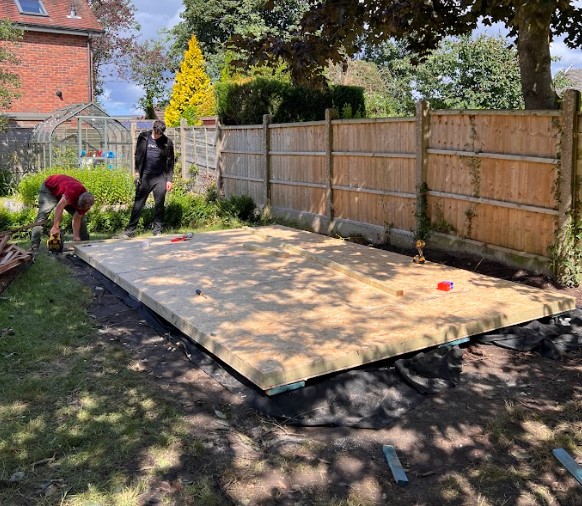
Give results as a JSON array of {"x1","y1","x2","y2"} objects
[
  {"x1": 415, "y1": 100, "x2": 430, "y2": 239},
  {"x1": 325, "y1": 108, "x2": 336, "y2": 235},
  {"x1": 263, "y1": 114, "x2": 272, "y2": 213},
  {"x1": 204, "y1": 127, "x2": 210, "y2": 180},
  {"x1": 180, "y1": 118, "x2": 188, "y2": 179},
  {"x1": 217, "y1": 121, "x2": 225, "y2": 197},
  {"x1": 558, "y1": 90, "x2": 581, "y2": 270}
]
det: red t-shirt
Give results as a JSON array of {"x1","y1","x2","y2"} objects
[{"x1": 45, "y1": 175, "x2": 89, "y2": 215}]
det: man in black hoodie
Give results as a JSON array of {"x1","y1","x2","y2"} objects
[{"x1": 120, "y1": 119, "x2": 175, "y2": 237}]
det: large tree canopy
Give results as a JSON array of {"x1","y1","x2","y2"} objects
[
  {"x1": 358, "y1": 35, "x2": 524, "y2": 115},
  {"x1": 88, "y1": 0, "x2": 140, "y2": 96},
  {"x1": 171, "y1": 0, "x2": 309, "y2": 79},
  {"x1": 120, "y1": 39, "x2": 174, "y2": 119},
  {"x1": 236, "y1": 0, "x2": 582, "y2": 109},
  {"x1": 414, "y1": 35, "x2": 524, "y2": 110}
]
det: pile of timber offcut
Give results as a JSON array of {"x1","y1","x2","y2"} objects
[
  {"x1": 0, "y1": 221, "x2": 43, "y2": 276},
  {"x1": 0, "y1": 233, "x2": 32, "y2": 275}
]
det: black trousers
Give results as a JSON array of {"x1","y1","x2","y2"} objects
[{"x1": 125, "y1": 175, "x2": 167, "y2": 233}]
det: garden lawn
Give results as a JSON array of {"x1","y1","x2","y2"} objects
[{"x1": 0, "y1": 253, "x2": 223, "y2": 505}]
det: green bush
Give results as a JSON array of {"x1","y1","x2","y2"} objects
[
  {"x1": 0, "y1": 207, "x2": 11, "y2": 230},
  {"x1": 0, "y1": 206, "x2": 39, "y2": 238},
  {"x1": 216, "y1": 78, "x2": 365, "y2": 125},
  {"x1": 17, "y1": 168, "x2": 134, "y2": 206},
  {"x1": 10, "y1": 167, "x2": 260, "y2": 236},
  {"x1": 0, "y1": 165, "x2": 14, "y2": 197},
  {"x1": 89, "y1": 207, "x2": 131, "y2": 233},
  {"x1": 331, "y1": 85, "x2": 366, "y2": 118},
  {"x1": 218, "y1": 194, "x2": 257, "y2": 222},
  {"x1": 170, "y1": 193, "x2": 219, "y2": 228}
]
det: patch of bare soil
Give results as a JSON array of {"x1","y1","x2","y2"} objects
[{"x1": 58, "y1": 249, "x2": 581, "y2": 505}]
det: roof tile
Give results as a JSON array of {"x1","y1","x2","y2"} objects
[{"x1": 0, "y1": 0, "x2": 103, "y2": 33}]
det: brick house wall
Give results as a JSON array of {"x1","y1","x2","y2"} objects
[
  {"x1": 6, "y1": 31, "x2": 93, "y2": 115},
  {"x1": 0, "y1": 0, "x2": 103, "y2": 123}
]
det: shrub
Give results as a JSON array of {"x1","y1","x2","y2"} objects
[
  {"x1": 11, "y1": 168, "x2": 260, "y2": 236},
  {"x1": 0, "y1": 206, "x2": 39, "y2": 238},
  {"x1": 89, "y1": 208, "x2": 131, "y2": 234},
  {"x1": 17, "y1": 168, "x2": 134, "y2": 206},
  {"x1": 218, "y1": 194, "x2": 257, "y2": 222},
  {"x1": 216, "y1": 78, "x2": 365, "y2": 125},
  {"x1": 0, "y1": 165, "x2": 14, "y2": 196},
  {"x1": 165, "y1": 34, "x2": 216, "y2": 127},
  {"x1": 0, "y1": 207, "x2": 10, "y2": 230}
]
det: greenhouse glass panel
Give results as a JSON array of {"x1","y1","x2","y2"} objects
[{"x1": 30, "y1": 103, "x2": 132, "y2": 172}]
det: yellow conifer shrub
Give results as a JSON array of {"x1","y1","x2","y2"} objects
[{"x1": 165, "y1": 35, "x2": 216, "y2": 126}]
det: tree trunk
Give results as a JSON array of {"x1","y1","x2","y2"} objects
[{"x1": 517, "y1": 9, "x2": 558, "y2": 110}]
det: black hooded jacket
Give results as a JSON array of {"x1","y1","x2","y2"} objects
[{"x1": 134, "y1": 130, "x2": 175, "y2": 182}]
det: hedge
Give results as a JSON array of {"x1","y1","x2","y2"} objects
[{"x1": 216, "y1": 78, "x2": 366, "y2": 125}]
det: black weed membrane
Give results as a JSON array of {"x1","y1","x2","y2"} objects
[{"x1": 65, "y1": 254, "x2": 581, "y2": 429}]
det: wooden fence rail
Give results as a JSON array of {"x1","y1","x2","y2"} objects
[
  {"x1": 165, "y1": 122, "x2": 217, "y2": 193},
  {"x1": 213, "y1": 91, "x2": 581, "y2": 275}
]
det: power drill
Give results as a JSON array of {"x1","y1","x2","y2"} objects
[{"x1": 47, "y1": 228, "x2": 64, "y2": 254}]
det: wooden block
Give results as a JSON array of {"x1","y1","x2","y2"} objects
[
  {"x1": 0, "y1": 256, "x2": 28, "y2": 275},
  {"x1": 0, "y1": 234, "x2": 9, "y2": 252},
  {"x1": 0, "y1": 246, "x2": 17, "y2": 265},
  {"x1": 439, "y1": 337, "x2": 470, "y2": 348},
  {"x1": 266, "y1": 381, "x2": 305, "y2": 396},
  {"x1": 553, "y1": 448, "x2": 582, "y2": 486},
  {"x1": 383, "y1": 445, "x2": 409, "y2": 487}
]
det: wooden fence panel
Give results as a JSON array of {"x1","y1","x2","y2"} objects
[
  {"x1": 332, "y1": 119, "x2": 416, "y2": 231},
  {"x1": 427, "y1": 154, "x2": 556, "y2": 208},
  {"x1": 334, "y1": 190, "x2": 415, "y2": 231},
  {"x1": 333, "y1": 118, "x2": 416, "y2": 153},
  {"x1": 219, "y1": 126, "x2": 264, "y2": 204},
  {"x1": 427, "y1": 197, "x2": 555, "y2": 256},
  {"x1": 426, "y1": 111, "x2": 561, "y2": 257},
  {"x1": 183, "y1": 127, "x2": 216, "y2": 171},
  {"x1": 269, "y1": 122, "x2": 327, "y2": 215},
  {"x1": 213, "y1": 98, "x2": 579, "y2": 272},
  {"x1": 271, "y1": 185, "x2": 327, "y2": 215},
  {"x1": 270, "y1": 122, "x2": 326, "y2": 153},
  {"x1": 269, "y1": 123, "x2": 327, "y2": 184},
  {"x1": 429, "y1": 111, "x2": 559, "y2": 157}
]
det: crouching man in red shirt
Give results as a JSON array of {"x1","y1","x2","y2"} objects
[{"x1": 30, "y1": 174, "x2": 95, "y2": 252}]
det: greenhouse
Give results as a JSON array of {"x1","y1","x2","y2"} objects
[{"x1": 30, "y1": 102, "x2": 132, "y2": 171}]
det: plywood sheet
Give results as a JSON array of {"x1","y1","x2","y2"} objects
[{"x1": 74, "y1": 226, "x2": 576, "y2": 390}]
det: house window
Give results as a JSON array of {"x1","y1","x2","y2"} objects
[{"x1": 14, "y1": 0, "x2": 48, "y2": 16}]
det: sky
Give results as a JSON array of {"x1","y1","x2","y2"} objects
[
  {"x1": 99, "y1": 1, "x2": 582, "y2": 118},
  {"x1": 100, "y1": 0, "x2": 184, "y2": 117}
]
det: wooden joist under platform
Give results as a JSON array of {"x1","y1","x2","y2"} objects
[{"x1": 74, "y1": 225, "x2": 576, "y2": 391}]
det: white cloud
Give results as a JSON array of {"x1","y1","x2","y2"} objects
[
  {"x1": 101, "y1": 81, "x2": 143, "y2": 117},
  {"x1": 134, "y1": 0, "x2": 183, "y2": 41},
  {"x1": 551, "y1": 40, "x2": 582, "y2": 73}
]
